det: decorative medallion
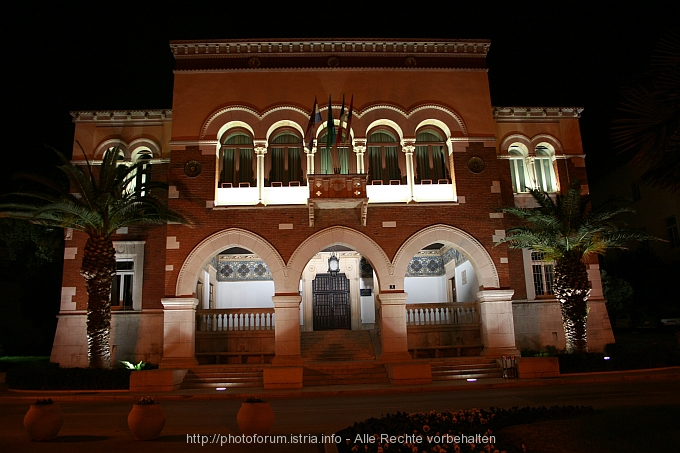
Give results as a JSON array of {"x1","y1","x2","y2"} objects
[
  {"x1": 467, "y1": 156, "x2": 486, "y2": 174},
  {"x1": 248, "y1": 57, "x2": 261, "y2": 68},
  {"x1": 405, "y1": 57, "x2": 417, "y2": 67},
  {"x1": 184, "y1": 160, "x2": 202, "y2": 177},
  {"x1": 327, "y1": 57, "x2": 340, "y2": 67}
]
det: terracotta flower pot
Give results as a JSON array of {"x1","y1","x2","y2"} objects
[
  {"x1": 24, "y1": 402, "x2": 64, "y2": 441},
  {"x1": 236, "y1": 401, "x2": 274, "y2": 435},
  {"x1": 127, "y1": 403, "x2": 166, "y2": 440}
]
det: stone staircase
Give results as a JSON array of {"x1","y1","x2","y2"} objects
[
  {"x1": 301, "y1": 330, "x2": 377, "y2": 362},
  {"x1": 430, "y1": 358, "x2": 503, "y2": 381},
  {"x1": 303, "y1": 362, "x2": 389, "y2": 386},
  {"x1": 180, "y1": 365, "x2": 264, "y2": 389}
]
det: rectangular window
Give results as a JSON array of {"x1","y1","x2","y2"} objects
[
  {"x1": 531, "y1": 251, "x2": 554, "y2": 296},
  {"x1": 111, "y1": 260, "x2": 134, "y2": 309},
  {"x1": 667, "y1": 216, "x2": 679, "y2": 248}
]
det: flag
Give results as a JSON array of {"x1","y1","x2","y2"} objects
[
  {"x1": 314, "y1": 101, "x2": 322, "y2": 124},
  {"x1": 344, "y1": 95, "x2": 354, "y2": 145},
  {"x1": 305, "y1": 96, "x2": 318, "y2": 143},
  {"x1": 326, "y1": 95, "x2": 335, "y2": 150},
  {"x1": 335, "y1": 95, "x2": 346, "y2": 145}
]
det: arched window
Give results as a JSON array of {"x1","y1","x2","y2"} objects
[
  {"x1": 508, "y1": 144, "x2": 529, "y2": 193},
  {"x1": 269, "y1": 131, "x2": 303, "y2": 186},
  {"x1": 132, "y1": 149, "x2": 153, "y2": 197},
  {"x1": 367, "y1": 130, "x2": 401, "y2": 184},
  {"x1": 507, "y1": 142, "x2": 558, "y2": 194},
  {"x1": 415, "y1": 129, "x2": 449, "y2": 183},
  {"x1": 317, "y1": 132, "x2": 350, "y2": 174},
  {"x1": 534, "y1": 144, "x2": 557, "y2": 192},
  {"x1": 220, "y1": 132, "x2": 254, "y2": 187}
]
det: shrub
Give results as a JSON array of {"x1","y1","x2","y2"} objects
[
  {"x1": 6, "y1": 362, "x2": 131, "y2": 390},
  {"x1": 336, "y1": 406, "x2": 593, "y2": 453}
]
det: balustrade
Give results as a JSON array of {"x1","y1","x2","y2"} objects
[
  {"x1": 196, "y1": 308, "x2": 275, "y2": 332},
  {"x1": 405, "y1": 302, "x2": 478, "y2": 326}
]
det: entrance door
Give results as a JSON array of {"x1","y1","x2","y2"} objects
[{"x1": 313, "y1": 273, "x2": 350, "y2": 330}]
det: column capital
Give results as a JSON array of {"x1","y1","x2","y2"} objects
[
  {"x1": 161, "y1": 298, "x2": 199, "y2": 310},
  {"x1": 476, "y1": 289, "x2": 514, "y2": 302},
  {"x1": 378, "y1": 291, "x2": 408, "y2": 305},
  {"x1": 304, "y1": 139, "x2": 317, "y2": 154},
  {"x1": 254, "y1": 140, "x2": 268, "y2": 154},
  {"x1": 272, "y1": 294, "x2": 302, "y2": 308},
  {"x1": 401, "y1": 138, "x2": 416, "y2": 154},
  {"x1": 353, "y1": 138, "x2": 367, "y2": 153}
]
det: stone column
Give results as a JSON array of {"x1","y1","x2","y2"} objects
[
  {"x1": 377, "y1": 292, "x2": 412, "y2": 362},
  {"x1": 305, "y1": 140, "x2": 316, "y2": 175},
  {"x1": 477, "y1": 289, "x2": 520, "y2": 358},
  {"x1": 526, "y1": 155, "x2": 538, "y2": 189},
  {"x1": 159, "y1": 298, "x2": 199, "y2": 369},
  {"x1": 353, "y1": 138, "x2": 366, "y2": 174},
  {"x1": 271, "y1": 294, "x2": 303, "y2": 366},
  {"x1": 254, "y1": 140, "x2": 267, "y2": 205},
  {"x1": 402, "y1": 139, "x2": 416, "y2": 202}
]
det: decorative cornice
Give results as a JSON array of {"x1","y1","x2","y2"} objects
[
  {"x1": 171, "y1": 39, "x2": 490, "y2": 58},
  {"x1": 71, "y1": 110, "x2": 172, "y2": 124},
  {"x1": 449, "y1": 136, "x2": 496, "y2": 142},
  {"x1": 492, "y1": 107, "x2": 583, "y2": 120},
  {"x1": 170, "y1": 39, "x2": 489, "y2": 72}
]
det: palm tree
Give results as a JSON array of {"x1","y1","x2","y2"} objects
[
  {"x1": 498, "y1": 181, "x2": 654, "y2": 353},
  {"x1": 0, "y1": 147, "x2": 190, "y2": 368},
  {"x1": 612, "y1": 29, "x2": 679, "y2": 192}
]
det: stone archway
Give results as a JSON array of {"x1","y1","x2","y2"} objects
[
  {"x1": 392, "y1": 225, "x2": 518, "y2": 358},
  {"x1": 392, "y1": 224, "x2": 500, "y2": 289},
  {"x1": 175, "y1": 228, "x2": 287, "y2": 297}
]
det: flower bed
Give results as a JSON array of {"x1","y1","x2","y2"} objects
[
  {"x1": 336, "y1": 406, "x2": 593, "y2": 453},
  {"x1": 6, "y1": 362, "x2": 131, "y2": 390}
]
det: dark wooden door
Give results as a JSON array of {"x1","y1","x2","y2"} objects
[{"x1": 312, "y1": 273, "x2": 350, "y2": 330}]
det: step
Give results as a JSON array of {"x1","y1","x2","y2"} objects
[
  {"x1": 303, "y1": 363, "x2": 389, "y2": 386},
  {"x1": 181, "y1": 366, "x2": 265, "y2": 389}
]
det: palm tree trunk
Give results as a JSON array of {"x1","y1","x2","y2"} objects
[
  {"x1": 80, "y1": 236, "x2": 116, "y2": 368},
  {"x1": 554, "y1": 253, "x2": 592, "y2": 354}
]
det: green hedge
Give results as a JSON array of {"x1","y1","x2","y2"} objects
[
  {"x1": 0, "y1": 356, "x2": 50, "y2": 372},
  {"x1": 558, "y1": 342, "x2": 680, "y2": 373},
  {"x1": 6, "y1": 362, "x2": 131, "y2": 390}
]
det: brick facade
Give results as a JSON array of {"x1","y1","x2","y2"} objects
[{"x1": 51, "y1": 39, "x2": 614, "y2": 371}]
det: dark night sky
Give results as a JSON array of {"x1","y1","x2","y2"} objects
[{"x1": 3, "y1": 1, "x2": 679, "y2": 182}]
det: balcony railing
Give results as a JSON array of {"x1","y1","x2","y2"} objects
[
  {"x1": 406, "y1": 302, "x2": 478, "y2": 326},
  {"x1": 196, "y1": 308, "x2": 275, "y2": 332}
]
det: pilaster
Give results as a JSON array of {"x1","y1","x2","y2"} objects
[
  {"x1": 477, "y1": 289, "x2": 520, "y2": 358},
  {"x1": 377, "y1": 292, "x2": 412, "y2": 362},
  {"x1": 159, "y1": 298, "x2": 199, "y2": 369}
]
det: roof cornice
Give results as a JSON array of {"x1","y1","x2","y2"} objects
[
  {"x1": 170, "y1": 39, "x2": 490, "y2": 71},
  {"x1": 493, "y1": 107, "x2": 583, "y2": 120},
  {"x1": 71, "y1": 110, "x2": 172, "y2": 125}
]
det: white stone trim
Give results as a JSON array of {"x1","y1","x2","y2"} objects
[
  {"x1": 60, "y1": 287, "x2": 77, "y2": 311},
  {"x1": 64, "y1": 247, "x2": 78, "y2": 259},
  {"x1": 175, "y1": 228, "x2": 286, "y2": 296},
  {"x1": 393, "y1": 224, "x2": 500, "y2": 290},
  {"x1": 166, "y1": 236, "x2": 180, "y2": 249},
  {"x1": 112, "y1": 241, "x2": 146, "y2": 311}
]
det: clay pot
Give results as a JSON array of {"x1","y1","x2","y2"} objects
[
  {"x1": 236, "y1": 401, "x2": 274, "y2": 435},
  {"x1": 127, "y1": 403, "x2": 166, "y2": 440},
  {"x1": 24, "y1": 402, "x2": 64, "y2": 441}
]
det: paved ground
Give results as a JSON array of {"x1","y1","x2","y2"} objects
[{"x1": 2, "y1": 367, "x2": 679, "y2": 453}]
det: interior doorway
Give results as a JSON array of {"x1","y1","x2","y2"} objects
[{"x1": 312, "y1": 273, "x2": 351, "y2": 330}]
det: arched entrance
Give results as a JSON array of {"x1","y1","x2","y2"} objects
[{"x1": 393, "y1": 225, "x2": 518, "y2": 358}]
